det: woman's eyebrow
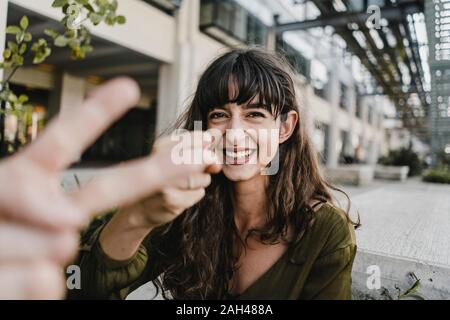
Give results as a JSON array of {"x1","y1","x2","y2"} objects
[
  {"x1": 245, "y1": 102, "x2": 270, "y2": 109},
  {"x1": 208, "y1": 106, "x2": 227, "y2": 111}
]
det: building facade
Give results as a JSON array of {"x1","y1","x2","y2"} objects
[{"x1": 0, "y1": 0, "x2": 391, "y2": 167}]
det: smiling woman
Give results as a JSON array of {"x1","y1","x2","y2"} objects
[{"x1": 70, "y1": 48, "x2": 359, "y2": 300}]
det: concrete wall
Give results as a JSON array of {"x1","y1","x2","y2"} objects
[
  {"x1": 353, "y1": 249, "x2": 450, "y2": 300},
  {"x1": 9, "y1": 0, "x2": 176, "y2": 63},
  {"x1": 0, "y1": 0, "x2": 8, "y2": 83}
]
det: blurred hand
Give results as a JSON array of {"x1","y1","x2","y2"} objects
[
  {"x1": 0, "y1": 77, "x2": 220, "y2": 299},
  {"x1": 97, "y1": 131, "x2": 222, "y2": 261},
  {"x1": 121, "y1": 132, "x2": 221, "y2": 228}
]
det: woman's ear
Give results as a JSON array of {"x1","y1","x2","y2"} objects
[{"x1": 279, "y1": 111, "x2": 298, "y2": 144}]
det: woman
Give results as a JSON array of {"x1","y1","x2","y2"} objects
[{"x1": 72, "y1": 48, "x2": 359, "y2": 300}]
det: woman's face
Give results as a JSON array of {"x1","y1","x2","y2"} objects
[{"x1": 206, "y1": 96, "x2": 282, "y2": 182}]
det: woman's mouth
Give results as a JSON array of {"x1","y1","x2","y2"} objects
[{"x1": 223, "y1": 149, "x2": 257, "y2": 165}]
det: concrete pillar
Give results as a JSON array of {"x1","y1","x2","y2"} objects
[
  {"x1": 326, "y1": 62, "x2": 340, "y2": 168},
  {"x1": 156, "y1": 63, "x2": 177, "y2": 134},
  {"x1": 0, "y1": 0, "x2": 8, "y2": 83},
  {"x1": 266, "y1": 26, "x2": 277, "y2": 52},
  {"x1": 347, "y1": 83, "x2": 357, "y2": 158},
  {"x1": 156, "y1": 0, "x2": 200, "y2": 135},
  {"x1": 302, "y1": 83, "x2": 315, "y2": 137},
  {"x1": 59, "y1": 73, "x2": 86, "y2": 117}
]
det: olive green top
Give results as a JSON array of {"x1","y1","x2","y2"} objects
[{"x1": 69, "y1": 202, "x2": 357, "y2": 300}]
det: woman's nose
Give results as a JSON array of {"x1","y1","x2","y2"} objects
[{"x1": 225, "y1": 117, "x2": 247, "y2": 146}]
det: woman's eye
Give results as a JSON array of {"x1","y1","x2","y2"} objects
[
  {"x1": 247, "y1": 111, "x2": 266, "y2": 118},
  {"x1": 209, "y1": 112, "x2": 227, "y2": 119}
]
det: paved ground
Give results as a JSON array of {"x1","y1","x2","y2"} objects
[
  {"x1": 334, "y1": 178, "x2": 450, "y2": 268},
  {"x1": 62, "y1": 170, "x2": 450, "y2": 298}
]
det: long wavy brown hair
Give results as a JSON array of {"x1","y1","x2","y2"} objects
[{"x1": 151, "y1": 48, "x2": 359, "y2": 299}]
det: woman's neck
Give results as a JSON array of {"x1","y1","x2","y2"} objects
[{"x1": 232, "y1": 175, "x2": 268, "y2": 233}]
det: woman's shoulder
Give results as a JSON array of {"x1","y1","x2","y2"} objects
[
  {"x1": 290, "y1": 202, "x2": 356, "y2": 262},
  {"x1": 312, "y1": 202, "x2": 356, "y2": 251},
  {"x1": 314, "y1": 202, "x2": 354, "y2": 230}
]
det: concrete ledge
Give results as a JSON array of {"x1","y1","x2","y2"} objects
[
  {"x1": 375, "y1": 165, "x2": 409, "y2": 182},
  {"x1": 324, "y1": 165, "x2": 374, "y2": 186},
  {"x1": 352, "y1": 249, "x2": 450, "y2": 300}
]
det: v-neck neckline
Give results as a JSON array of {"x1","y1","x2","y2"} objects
[
  {"x1": 226, "y1": 202, "x2": 330, "y2": 299},
  {"x1": 226, "y1": 243, "x2": 291, "y2": 299}
]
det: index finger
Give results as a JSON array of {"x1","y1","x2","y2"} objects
[{"x1": 23, "y1": 77, "x2": 140, "y2": 171}]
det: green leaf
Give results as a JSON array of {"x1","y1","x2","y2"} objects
[
  {"x1": 6, "y1": 26, "x2": 21, "y2": 35},
  {"x1": 89, "y1": 13, "x2": 103, "y2": 25},
  {"x1": 18, "y1": 94, "x2": 29, "y2": 104},
  {"x1": 33, "y1": 54, "x2": 45, "y2": 64},
  {"x1": 3, "y1": 49, "x2": 12, "y2": 59},
  {"x1": 52, "y1": 0, "x2": 68, "y2": 7},
  {"x1": 81, "y1": 44, "x2": 93, "y2": 53},
  {"x1": 8, "y1": 92, "x2": 18, "y2": 103},
  {"x1": 76, "y1": 0, "x2": 89, "y2": 5},
  {"x1": 44, "y1": 29, "x2": 59, "y2": 38},
  {"x1": 7, "y1": 41, "x2": 18, "y2": 53},
  {"x1": 83, "y1": 3, "x2": 95, "y2": 12},
  {"x1": 38, "y1": 38, "x2": 48, "y2": 46},
  {"x1": 12, "y1": 53, "x2": 24, "y2": 66},
  {"x1": 65, "y1": 29, "x2": 76, "y2": 39},
  {"x1": 24, "y1": 32, "x2": 32, "y2": 42},
  {"x1": 16, "y1": 31, "x2": 25, "y2": 43},
  {"x1": 54, "y1": 35, "x2": 69, "y2": 47},
  {"x1": 111, "y1": 0, "x2": 118, "y2": 11},
  {"x1": 31, "y1": 42, "x2": 39, "y2": 52},
  {"x1": 19, "y1": 43, "x2": 27, "y2": 55},
  {"x1": 20, "y1": 16, "x2": 29, "y2": 30},
  {"x1": 116, "y1": 15, "x2": 126, "y2": 24}
]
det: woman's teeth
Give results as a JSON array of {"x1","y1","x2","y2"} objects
[{"x1": 225, "y1": 150, "x2": 253, "y2": 159}]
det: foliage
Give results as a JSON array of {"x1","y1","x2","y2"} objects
[
  {"x1": 380, "y1": 273, "x2": 425, "y2": 300},
  {"x1": 436, "y1": 149, "x2": 450, "y2": 169},
  {"x1": 0, "y1": 0, "x2": 126, "y2": 111},
  {"x1": 378, "y1": 147, "x2": 424, "y2": 176},
  {"x1": 422, "y1": 167, "x2": 450, "y2": 184}
]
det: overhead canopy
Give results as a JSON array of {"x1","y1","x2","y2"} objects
[{"x1": 275, "y1": 0, "x2": 429, "y2": 138}]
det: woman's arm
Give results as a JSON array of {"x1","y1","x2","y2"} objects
[
  {"x1": 99, "y1": 179, "x2": 210, "y2": 261},
  {"x1": 99, "y1": 204, "x2": 159, "y2": 261}
]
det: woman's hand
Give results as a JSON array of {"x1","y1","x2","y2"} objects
[
  {"x1": 0, "y1": 77, "x2": 141, "y2": 299},
  {"x1": 98, "y1": 131, "x2": 221, "y2": 261},
  {"x1": 124, "y1": 176, "x2": 211, "y2": 229}
]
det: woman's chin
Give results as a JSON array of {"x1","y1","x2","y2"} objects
[{"x1": 222, "y1": 164, "x2": 260, "y2": 181}]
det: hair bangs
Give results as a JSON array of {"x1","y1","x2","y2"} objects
[{"x1": 195, "y1": 51, "x2": 288, "y2": 117}]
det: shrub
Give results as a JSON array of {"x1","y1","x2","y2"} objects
[
  {"x1": 422, "y1": 167, "x2": 450, "y2": 184},
  {"x1": 378, "y1": 148, "x2": 424, "y2": 176}
]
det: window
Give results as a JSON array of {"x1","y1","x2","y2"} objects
[
  {"x1": 313, "y1": 121, "x2": 330, "y2": 164},
  {"x1": 368, "y1": 105, "x2": 374, "y2": 124},
  {"x1": 339, "y1": 82, "x2": 348, "y2": 110},
  {"x1": 276, "y1": 38, "x2": 310, "y2": 79},
  {"x1": 199, "y1": 0, "x2": 268, "y2": 47},
  {"x1": 311, "y1": 59, "x2": 328, "y2": 100},
  {"x1": 339, "y1": 130, "x2": 354, "y2": 164}
]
